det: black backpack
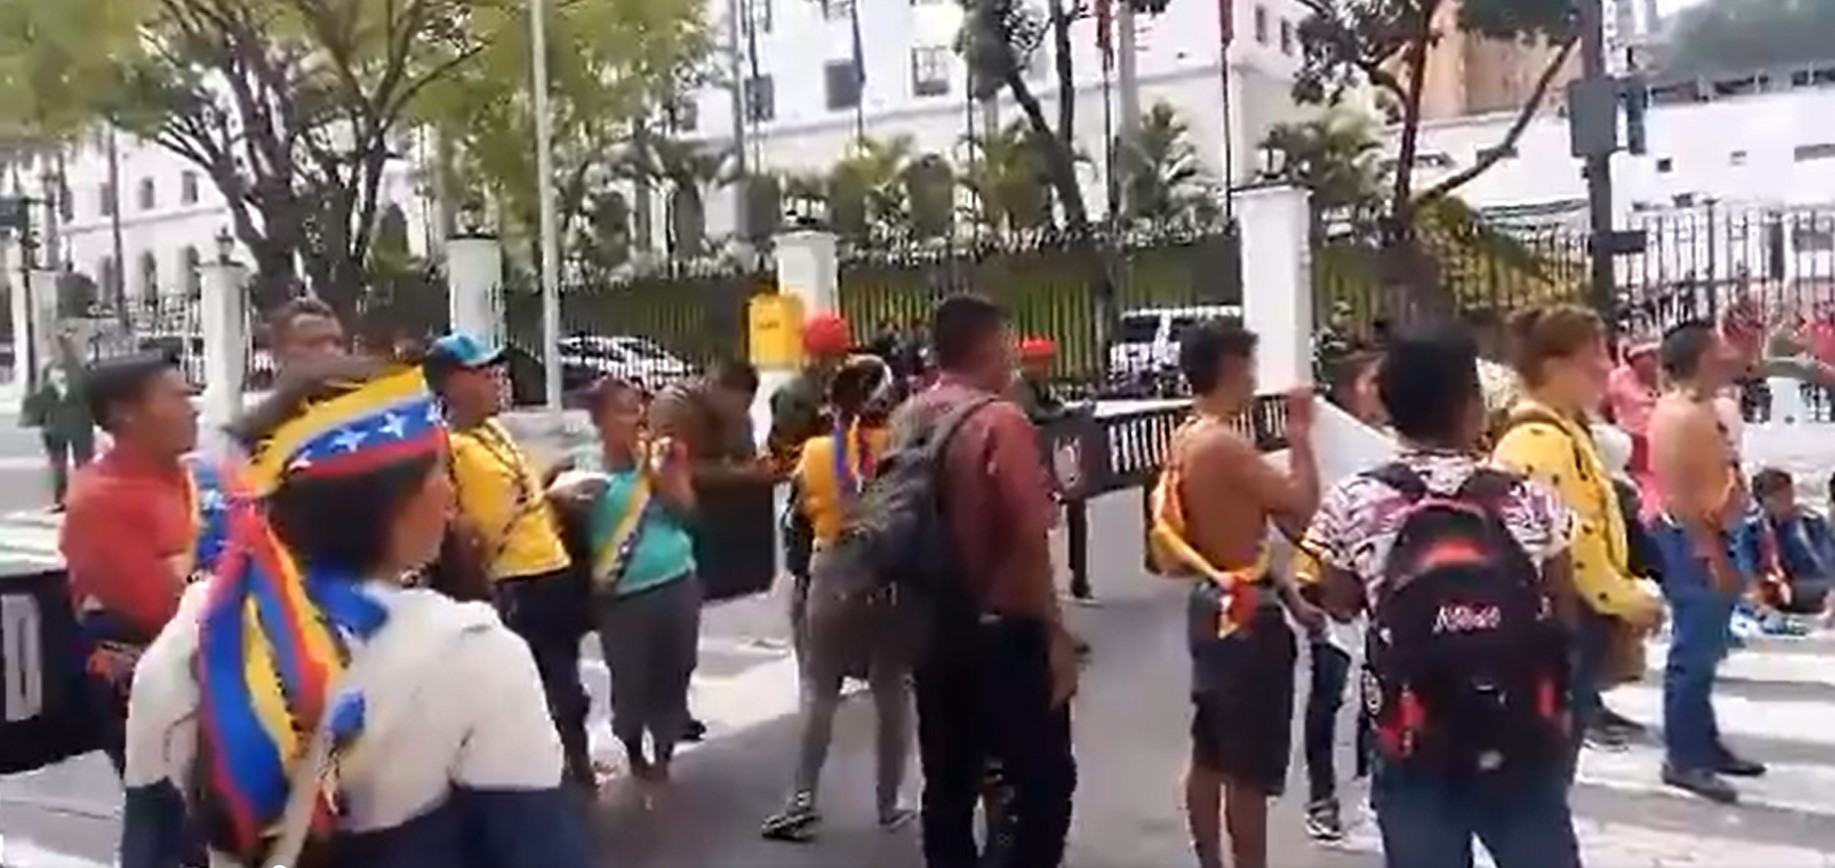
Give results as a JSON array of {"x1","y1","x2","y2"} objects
[
  {"x1": 1361, "y1": 462, "x2": 1570, "y2": 774},
  {"x1": 812, "y1": 397, "x2": 995, "y2": 660}
]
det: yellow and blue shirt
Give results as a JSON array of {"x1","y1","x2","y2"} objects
[
  {"x1": 794, "y1": 421, "x2": 889, "y2": 549},
  {"x1": 449, "y1": 420, "x2": 570, "y2": 581}
]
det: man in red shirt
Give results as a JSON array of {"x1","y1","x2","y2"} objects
[
  {"x1": 58, "y1": 352, "x2": 200, "y2": 774},
  {"x1": 904, "y1": 295, "x2": 1077, "y2": 868}
]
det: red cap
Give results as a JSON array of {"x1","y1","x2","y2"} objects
[
  {"x1": 802, "y1": 312, "x2": 852, "y2": 357},
  {"x1": 1018, "y1": 336, "x2": 1056, "y2": 359}
]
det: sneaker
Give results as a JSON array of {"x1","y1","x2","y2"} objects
[
  {"x1": 1304, "y1": 799, "x2": 1346, "y2": 843},
  {"x1": 1596, "y1": 707, "x2": 1648, "y2": 738},
  {"x1": 761, "y1": 793, "x2": 821, "y2": 842},
  {"x1": 682, "y1": 717, "x2": 708, "y2": 743},
  {"x1": 878, "y1": 805, "x2": 917, "y2": 831},
  {"x1": 1583, "y1": 724, "x2": 1631, "y2": 752},
  {"x1": 1662, "y1": 763, "x2": 1738, "y2": 804}
]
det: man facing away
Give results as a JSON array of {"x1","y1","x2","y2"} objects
[
  {"x1": 1647, "y1": 320, "x2": 1767, "y2": 804},
  {"x1": 902, "y1": 294, "x2": 1077, "y2": 868},
  {"x1": 58, "y1": 353, "x2": 202, "y2": 776},
  {"x1": 1157, "y1": 319, "x2": 1320, "y2": 868}
]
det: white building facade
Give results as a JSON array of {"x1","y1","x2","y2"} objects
[{"x1": 686, "y1": 0, "x2": 1314, "y2": 233}]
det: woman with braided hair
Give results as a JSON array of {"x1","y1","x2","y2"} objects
[{"x1": 119, "y1": 357, "x2": 591, "y2": 868}]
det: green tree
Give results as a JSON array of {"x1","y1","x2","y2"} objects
[
  {"x1": 957, "y1": 120, "x2": 1055, "y2": 235},
  {"x1": 1660, "y1": 0, "x2": 1835, "y2": 76},
  {"x1": 417, "y1": 0, "x2": 707, "y2": 261},
  {"x1": 1293, "y1": 0, "x2": 1577, "y2": 293},
  {"x1": 1117, "y1": 103, "x2": 1219, "y2": 229},
  {"x1": 618, "y1": 136, "x2": 733, "y2": 259}
]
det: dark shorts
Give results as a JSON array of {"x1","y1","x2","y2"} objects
[{"x1": 1189, "y1": 602, "x2": 1297, "y2": 795}]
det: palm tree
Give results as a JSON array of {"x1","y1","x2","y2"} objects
[
  {"x1": 618, "y1": 137, "x2": 735, "y2": 259},
  {"x1": 1259, "y1": 110, "x2": 1387, "y2": 244},
  {"x1": 828, "y1": 135, "x2": 917, "y2": 240},
  {"x1": 1117, "y1": 103, "x2": 1218, "y2": 229},
  {"x1": 956, "y1": 120, "x2": 1055, "y2": 236}
]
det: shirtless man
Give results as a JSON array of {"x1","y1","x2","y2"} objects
[
  {"x1": 1647, "y1": 320, "x2": 1766, "y2": 804},
  {"x1": 1167, "y1": 318, "x2": 1322, "y2": 868}
]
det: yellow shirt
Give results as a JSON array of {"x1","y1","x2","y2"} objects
[
  {"x1": 795, "y1": 423, "x2": 889, "y2": 549},
  {"x1": 450, "y1": 420, "x2": 571, "y2": 581},
  {"x1": 1492, "y1": 400, "x2": 1658, "y2": 619}
]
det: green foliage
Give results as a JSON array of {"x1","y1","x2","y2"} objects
[
  {"x1": 1259, "y1": 110, "x2": 1387, "y2": 233},
  {"x1": 616, "y1": 135, "x2": 732, "y2": 258},
  {"x1": 905, "y1": 154, "x2": 956, "y2": 240},
  {"x1": 417, "y1": 0, "x2": 708, "y2": 247},
  {"x1": 1118, "y1": 103, "x2": 1219, "y2": 229},
  {"x1": 957, "y1": 121, "x2": 1055, "y2": 234},
  {"x1": 1660, "y1": 0, "x2": 1835, "y2": 76}
]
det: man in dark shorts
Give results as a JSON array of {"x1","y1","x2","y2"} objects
[{"x1": 1160, "y1": 319, "x2": 1321, "y2": 868}]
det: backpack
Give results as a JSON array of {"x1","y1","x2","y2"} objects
[
  {"x1": 1361, "y1": 462, "x2": 1570, "y2": 775},
  {"x1": 810, "y1": 396, "x2": 995, "y2": 662}
]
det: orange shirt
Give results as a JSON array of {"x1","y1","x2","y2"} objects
[{"x1": 59, "y1": 450, "x2": 195, "y2": 638}]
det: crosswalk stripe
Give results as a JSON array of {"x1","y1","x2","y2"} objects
[
  {"x1": 1578, "y1": 741, "x2": 1835, "y2": 819},
  {"x1": 1337, "y1": 814, "x2": 1835, "y2": 866},
  {"x1": 0, "y1": 835, "x2": 114, "y2": 868},
  {"x1": 1647, "y1": 640, "x2": 1835, "y2": 688},
  {"x1": 1604, "y1": 683, "x2": 1835, "y2": 748}
]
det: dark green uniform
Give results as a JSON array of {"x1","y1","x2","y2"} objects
[{"x1": 22, "y1": 361, "x2": 95, "y2": 507}]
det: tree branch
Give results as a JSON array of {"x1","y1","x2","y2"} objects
[{"x1": 1412, "y1": 35, "x2": 1577, "y2": 206}]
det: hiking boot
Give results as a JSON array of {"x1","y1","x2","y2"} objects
[
  {"x1": 761, "y1": 792, "x2": 821, "y2": 842},
  {"x1": 1714, "y1": 746, "x2": 1768, "y2": 777},
  {"x1": 1304, "y1": 798, "x2": 1346, "y2": 843},
  {"x1": 1662, "y1": 763, "x2": 1738, "y2": 804}
]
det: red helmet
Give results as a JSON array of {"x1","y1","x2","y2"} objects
[{"x1": 803, "y1": 312, "x2": 852, "y2": 357}]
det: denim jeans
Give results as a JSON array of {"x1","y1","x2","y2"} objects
[
  {"x1": 1373, "y1": 759, "x2": 1581, "y2": 868},
  {"x1": 1652, "y1": 520, "x2": 1741, "y2": 770},
  {"x1": 1304, "y1": 641, "x2": 1351, "y2": 804}
]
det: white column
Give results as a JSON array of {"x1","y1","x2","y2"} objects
[
  {"x1": 27, "y1": 268, "x2": 60, "y2": 389},
  {"x1": 7, "y1": 269, "x2": 27, "y2": 390},
  {"x1": 446, "y1": 234, "x2": 504, "y2": 346},
  {"x1": 774, "y1": 230, "x2": 839, "y2": 314},
  {"x1": 1239, "y1": 183, "x2": 1312, "y2": 391},
  {"x1": 754, "y1": 229, "x2": 841, "y2": 445},
  {"x1": 199, "y1": 258, "x2": 249, "y2": 426}
]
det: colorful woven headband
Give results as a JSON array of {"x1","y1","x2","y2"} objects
[{"x1": 244, "y1": 367, "x2": 446, "y2": 495}]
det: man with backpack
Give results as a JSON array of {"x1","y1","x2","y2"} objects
[
  {"x1": 1302, "y1": 325, "x2": 1582, "y2": 868},
  {"x1": 842, "y1": 294, "x2": 1074, "y2": 868}
]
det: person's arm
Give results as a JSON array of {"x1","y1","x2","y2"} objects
[
  {"x1": 981, "y1": 405, "x2": 1063, "y2": 625},
  {"x1": 119, "y1": 590, "x2": 207, "y2": 868},
  {"x1": 450, "y1": 627, "x2": 593, "y2": 868},
  {"x1": 650, "y1": 392, "x2": 772, "y2": 486},
  {"x1": 651, "y1": 437, "x2": 697, "y2": 517},
  {"x1": 1299, "y1": 487, "x2": 1366, "y2": 621},
  {"x1": 59, "y1": 491, "x2": 185, "y2": 637}
]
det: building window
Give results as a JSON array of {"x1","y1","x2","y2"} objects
[
  {"x1": 97, "y1": 256, "x2": 117, "y2": 295},
  {"x1": 743, "y1": 0, "x2": 772, "y2": 34},
  {"x1": 912, "y1": 46, "x2": 951, "y2": 97},
  {"x1": 1729, "y1": 150, "x2": 1748, "y2": 166},
  {"x1": 825, "y1": 60, "x2": 862, "y2": 110},
  {"x1": 99, "y1": 183, "x2": 116, "y2": 217},
  {"x1": 57, "y1": 185, "x2": 72, "y2": 222},
  {"x1": 1656, "y1": 157, "x2": 1674, "y2": 173},
  {"x1": 138, "y1": 178, "x2": 157, "y2": 211},
  {"x1": 1253, "y1": 5, "x2": 1269, "y2": 43},
  {"x1": 1794, "y1": 143, "x2": 1835, "y2": 162},
  {"x1": 139, "y1": 251, "x2": 159, "y2": 299},
  {"x1": 181, "y1": 171, "x2": 200, "y2": 205},
  {"x1": 744, "y1": 75, "x2": 776, "y2": 123},
  {"x1": 1793, "y1": 223, "x2": 1835, "y2": 252},
  {"x1": 823, "y1": 0, "x2": 852, "y2": 20},
  {"x1": 1476, "y1": 144, "x2": 1518, "y2": 162},
  {"x1": 182, "y1": 246, "x2": 202, "y2": 296},
  {"x1": 1280, "y1": 19, "x2": 1294, "y2": 54},
  {"x1": 667, "y1": 96, "x2": 699, "y2": 132}
]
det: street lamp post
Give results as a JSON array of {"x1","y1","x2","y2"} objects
[{"x1": 530, "y1": 0, "x2": 563, "y2": 414}]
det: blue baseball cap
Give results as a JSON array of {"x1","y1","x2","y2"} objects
[{"x1": 426, "y1": 332, "x2": 506, "y2": 370}]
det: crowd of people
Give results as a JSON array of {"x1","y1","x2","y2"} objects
[{"x1": 27, "y1": 284, "x2": 1832, "y2": 868}]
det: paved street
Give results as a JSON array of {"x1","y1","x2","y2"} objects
[
  {"x1": 1, "y1": 492, "x2": 1834, "y2": 866},
  {"x1": 0, "y1": 413, "x2": 67, "y2": 520}
]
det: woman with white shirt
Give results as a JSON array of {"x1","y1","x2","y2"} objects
[{"x1": 120, "y1": 358, "x2": 590, "y2": 868}]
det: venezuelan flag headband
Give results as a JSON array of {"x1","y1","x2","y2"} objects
[{"x1": 195, "y1": 367, "x2": 447, "y2": 863}]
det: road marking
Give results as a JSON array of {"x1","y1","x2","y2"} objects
[
  {"x1": 1579, "y1": 742, "x2": 1835, "y2": 819},
  {"x1": 1604, "y1": 684, "x2": 1835, "y2": 748},
  {"x1": 1337, "y1": 814, "x2": 1835, "y2": 866},
  {"x1": 1646, "y1": 640, "x2": 1835, "y2": 688},
  {"x1": 0, "y1": 834, "x2": 115, "y2": 867}
]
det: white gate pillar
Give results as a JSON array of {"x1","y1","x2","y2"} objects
[
  {"x1": 447, "y1": 234, "x2": 504, "y2": 346},
  {"x1": 753, "y1": 230, "x2": 840, "y2": 443},
  {"x1": 199, "y1": 255, "x2": 249, "y2": 426},
  {"x1": 1238, "y1": 184, "x2": 1313, "y2": 391}
]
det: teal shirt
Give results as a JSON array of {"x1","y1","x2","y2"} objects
[{"x1": 590, "y1": 466, "x2": 696, "y2": 596}]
